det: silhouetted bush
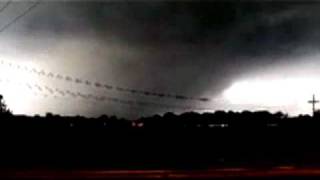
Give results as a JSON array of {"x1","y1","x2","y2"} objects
[{"x1": 0, "y1": 94, "x2": 11, "y2": 117}]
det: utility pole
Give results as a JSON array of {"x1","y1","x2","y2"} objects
[{"x1": 308, "y1": 94, "x2": 319, "y2": 117}]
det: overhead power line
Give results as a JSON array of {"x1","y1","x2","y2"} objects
[
  {"x1": 0, "y1": 60, "x2": 211, "y2": 102},
  {"x1": 0, "y1": 1, "x2": 40, "y2": 33},
  {"x1": 0, "y1": 77, "x2": 213, "y2": 112},
  {"x1": 0, "y1": 1, "x2": 12, "y2": 15}
]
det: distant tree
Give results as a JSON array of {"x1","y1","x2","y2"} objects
[
  {"x1": 46, "y1": 112, "x2": 53, "y2": 118},
  {"x1": 274, "y1": 111, "x2": 286, "y2": 119},
  {"x1": 0, "y1": 95, "x2": 11, "y2": 115}
]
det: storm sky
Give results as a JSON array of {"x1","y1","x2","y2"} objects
[{"x1": 0, "y1": 1, "x2": 320, "y2": 118}]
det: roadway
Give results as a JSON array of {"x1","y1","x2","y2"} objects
[{"x1": 3, "y1": 166, "x2": 320, "y2": 179}]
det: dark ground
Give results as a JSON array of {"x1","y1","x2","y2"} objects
[{"x1": 0, "y1": 111, "x2": 320, "y2": 179}]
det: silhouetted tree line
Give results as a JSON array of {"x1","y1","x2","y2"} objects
[
  {"x1": 1, "y1": 94, "x2": 320, "y2": 130},
  {"x1": 0, "y1": 106, "x2": 318, "y2": 130}
]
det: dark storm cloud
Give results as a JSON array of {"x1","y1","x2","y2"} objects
[
  {"x1": 21, "y1": 2, "x2": 245, "y2": 97},
  {"x1": 27, "y1": 2, "x2": 239, "y2": 44},
  {"x1": 225, "y1": 4, "x2": 309, "y2": 57},
  {"x1": 7, "y1": 1, "x2": 320, "y2": 117}
]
